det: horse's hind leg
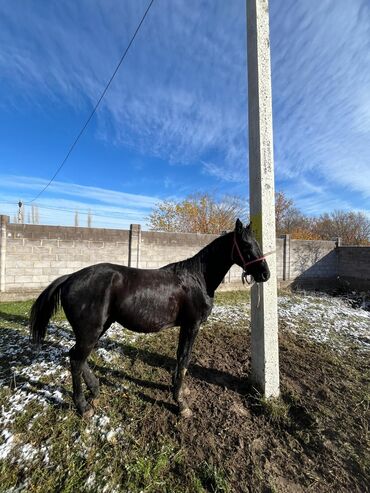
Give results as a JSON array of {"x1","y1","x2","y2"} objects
[
  {"x1": 82, "y1": 362, "x2": 100, "y2": 404},
  {"x1": 173, "y1": 322, "x2": 200, "y2": 418},
  {"x1": 83, "y1": 318, "x2": 112, "y2": 403},
  {"x1": 69, "y1": 343, "x2": 95, "y2": 418}
]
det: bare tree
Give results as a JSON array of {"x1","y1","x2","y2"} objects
[
  {"x1": 74, "y1": 210, "x2": 79, "y2": 228},
  {"x1": 275, "y1": 191, "x2": 309, "y2": 237},
  {"x1": 148, "y1": 193, "x2": 247, "y2": 234},
  {"x1": 313, "y1": 211, "x2": 370, "y2": 245},
  {"x1": 148, "y1": 190, "x2": 370, "y2": 244},
  {"x1": 275, "y1": 191, "x2": 294, "y2": 236}
]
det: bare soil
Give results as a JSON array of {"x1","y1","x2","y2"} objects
[
  {"x1": 1, "y1": 295, "x2": 369, "y2": 492},
  {"x1": 100, "y1": 321, "x2": 370, "y2": 493}
]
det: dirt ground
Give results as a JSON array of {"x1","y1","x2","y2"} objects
[
  {"x1": 109, "y1": 322, "x2": 370, "y2": 493},
  {"x1": 0, "y1": 293, "x2": 369, "y2": 492}
]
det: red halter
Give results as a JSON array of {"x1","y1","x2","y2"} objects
[{"x1": 231, "y1": 232, "x2": 272, "y2": 271}]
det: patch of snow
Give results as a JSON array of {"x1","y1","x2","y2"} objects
[
  {"x1": 0, "y1": 389, "x2": 47, "y2": 429},
  {"x1": 18, "y1": 443, "x2": 38, "y2": 463},
  {"x1": 278, "y1": 293, "x2": 370, "y2": 350},
  {"x1": 206, "y1": 292, "x2": 369, "y2": 352},
  {"x1": 105, "y1": 321, "x2": 140, "y2": 343},
  {"x1": 96, "y1": 348, "x2": 117, "y2": 364},
  {"x1": 210, "y1": 303, "x2": 250, "y2": 324},
  {"x1": 0, "y1": 429, "x2": 15, "y2": 460},
  {"x1": 85, "y1": 472, "x2": 96, "y2": 488}
]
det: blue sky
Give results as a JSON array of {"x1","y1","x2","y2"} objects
[{"x1": 0, "y1": 0, "x2": 369, "y2": 229}]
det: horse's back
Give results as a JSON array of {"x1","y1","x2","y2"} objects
[
  {"x1": 60, "y1": 262, "x2": 186, "y2": 333},
  {"x1": 110, "y1": 264, "x2": 187, "y2": 332}
]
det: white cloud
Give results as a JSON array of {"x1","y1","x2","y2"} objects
[
  {"x1": 270, "y1": 0, "x2": 370, "y2": 202},
  {"x1": 0, "y1": 0, "x2": 369, "y2": 217},
  {"x1": 0, "y1": 175, "x2": 159, "y2": 207},
  {"x1": 0, "y1": 175, "x2": 159, "y2": 229},
  {"x1": 0, "y1": 0, "x2": 247, "y2": 168}
]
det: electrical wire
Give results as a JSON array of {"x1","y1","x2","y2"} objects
[
  {"x1": 26, "y1": 0, "x2": 155, "y2": 204},
  {"x1": 0, "y1": 200, "x2": 140, "y2": 219}
]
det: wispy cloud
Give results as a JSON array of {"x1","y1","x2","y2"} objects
[
  {"x1": 0, "y1": 0, "x2": 247, "y2": 167},
  {"x1": 0, "y1": 0, "x2": 369, "y2": 219},
  {"x1": 0, "y1": 175, "x2": 158, "y2": 208},
  {"x1": 201, "y1": 161, "x2": 246, "y2": 183},
  {"x1": 270, "y1": 0, "x2": 370, "y2": 204},
  {"x1": 0, "y1": 174, "x2": 159, "y2": 228}
]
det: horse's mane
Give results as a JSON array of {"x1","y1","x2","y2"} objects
[{"x1": 161, "y1": 232, "x2": 231, "y2": 275}]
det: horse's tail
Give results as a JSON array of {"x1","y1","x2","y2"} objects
[{"x1": 30, "y1": 274, "x2": 70, "y2": 346}]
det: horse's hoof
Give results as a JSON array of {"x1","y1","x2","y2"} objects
[
  {"x1": 180, "y1": 407, "x2": 193, "y2": 419},
  {"x1": 82, "y1": 406, "x2": 95, "y2": 419},
  {"x1": 89, "y1": 397, "x2": 100, "y2": 407},
  {"x1": 183, "y1": 386, "x2": 191, "y2": 397}
]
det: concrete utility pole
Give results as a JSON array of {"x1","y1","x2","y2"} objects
[
  {"x1": 247, "y1": 0, "x2": 279, "y2": 397},
  {"x1": 18, "y1": 201, "x2": 24, "y2": 224}
]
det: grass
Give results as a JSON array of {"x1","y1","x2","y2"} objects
[
  {"x1": 214, "y1": 289, "x2": 249, "y2": 305},
  {"x1": 0, "y1": 298, "x2": 221, "y2": 492},
  {"x1": 0, "y1": 290, "x2": 369, "y2": 492},
  {"x1": 256, "y1": 395, "x2": 291, "y2": 427}
]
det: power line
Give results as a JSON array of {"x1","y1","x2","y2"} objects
[
  {"x1": 0, "y1": 200, "x2": 142, "y2": 219},
  {"x1": 0, "y1": 201, "x2": 139, "y2": 219},
  {"x1": 26, "y1": 0, "x2": 155, "y2": 204}
]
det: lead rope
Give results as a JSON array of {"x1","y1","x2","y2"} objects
[
  {"x1": 241, "y1": 274, "x2": 261, "y2": 307},
  {"x1": 242, "y1": 273, "x2": 260, "y2": 306}
]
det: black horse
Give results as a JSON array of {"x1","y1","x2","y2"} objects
[{"x1": 30, "y1": 219, "x2": 270, "y2": 418}]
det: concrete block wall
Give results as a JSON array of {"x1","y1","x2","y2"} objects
[
  {"x1": 3, "y1": 219, "x2": 130, "y2": 293},
  {"x1": 289, "y1": 239, "x2": 337, "y2": 280},
  {"x1": 337, "y1": 247, "x2": 370, "y2": 290},
  {"x1": 276, "y1": 238, "x2": 284, "y2": 280},
  {"x1": 140, "y1": 230, "x2": 260, "y2": 284},
  {"x1": 140, "y1": 230, "x2": 215, "y2": 269},
  {"x1": 1, "y1": 214, "x2": 368, "y2": 298}
]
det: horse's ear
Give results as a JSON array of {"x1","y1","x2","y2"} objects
[
  {"x1": 246, "y1": 222, "x2": 251, "y2": 230},
  {"x1": 235, "y1": 218, "x2": 243, "y2": 234}
]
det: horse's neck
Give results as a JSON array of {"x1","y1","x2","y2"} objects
[{"x1": 196, "y1": 233, "x2": 234, "y2": 296}]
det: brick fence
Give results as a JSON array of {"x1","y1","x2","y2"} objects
[{"x1": 0, "y1": 215, "x2": 368, "y2": 300}]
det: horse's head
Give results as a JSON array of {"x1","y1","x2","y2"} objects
[{"x1": 232, "y1": 218, "x2": 270, "y2": 283}]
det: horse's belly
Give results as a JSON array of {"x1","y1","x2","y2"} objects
[
  {"x1": 117, "y1": 314, "x2": 176, "y2": 333},
  {"x1": 126, "y1": 320, "x2": 176, "y2": 334},
  {"x1": 115, "y1": 292, "x2": 180, "y2": 333}
]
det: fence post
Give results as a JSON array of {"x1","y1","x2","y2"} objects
[
  {"x1": 335, "y1": 237, "x2": 342, "y2": 285},
  {"x1": 129, "y1": 224, "x2": 141, "y2": 268},
  {"x1": 283, "y1": 234, "x2": 290, "y2": 281},
  {"x1": 0, "y1": 215, "x2": 9, "y2": 292}
]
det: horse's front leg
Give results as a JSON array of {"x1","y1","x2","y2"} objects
[{"x1": 173, "y1": 323, "x2": 200, "y2": 418}]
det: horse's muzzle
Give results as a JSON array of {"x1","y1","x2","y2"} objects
[
  {"x1": 260, "y1": 271, "x2": 270, "y2": 282},
  {"x1": 253, "y1": 261, "x2": 270, "y2": 283}
]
